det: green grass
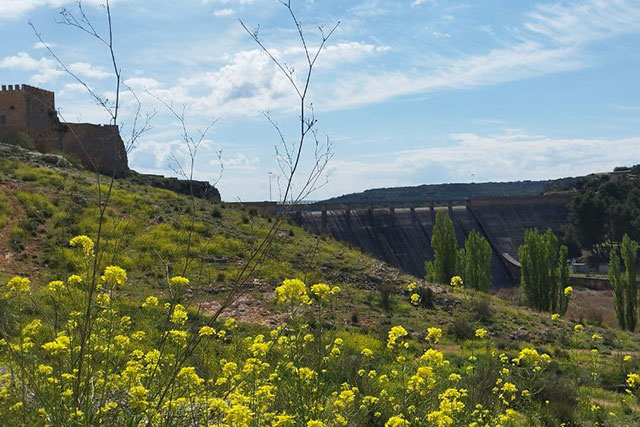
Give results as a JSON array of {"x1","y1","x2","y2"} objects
[{"x1": 0, "y1": 188, "x2": 10, "y2": 228}]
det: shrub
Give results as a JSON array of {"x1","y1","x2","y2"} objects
[
  {"x1": 449, "y1": 315, "x2": 474, "y2": 341},
  {"x1": 472, "y1": 297, "x2": 493, "y2": 323},
  {"x1": 378, "y1": 282, "x2": 393, "y2": 312},
  {"x1": 6, "y1": 131, "x2": 36, "y2": 150}
]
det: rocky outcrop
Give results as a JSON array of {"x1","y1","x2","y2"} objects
[{"x1": 127, "y1": 172, "x2": 221, "y2": 201}]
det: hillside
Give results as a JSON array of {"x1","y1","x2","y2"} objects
[{"x1": 2, "y1": 146, "x2": 640, "y2": 425}]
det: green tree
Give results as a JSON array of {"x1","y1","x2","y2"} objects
[
  {"x1": 610, "y1": 249, "x2": 626, "y2": 330},
  {"x1": 519, "y1": 228, "x2": 570, "y2": 312},
  {"x1": 425, "y1": 210, "x2": 458, "y2": 284},
  {"x1": 556, "y1": 245, "x2": 570, "y2": 315},
  {"x1": 611, "y1": 234, "x2": 639, "y2": 331},
  {"x1": 463, "y1": 230, "x2": 492, "y2": 292}
]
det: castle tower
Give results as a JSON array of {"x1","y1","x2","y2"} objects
[{"x1": 0, "y1": 84, "x2": 59, "y2": 150}]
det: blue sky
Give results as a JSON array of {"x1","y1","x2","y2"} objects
[{"x1": 1, "y1": 0, "x2": 640, "y2": 201}]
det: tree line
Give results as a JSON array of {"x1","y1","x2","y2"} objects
[{"x1": 426, "y1": 210, "x2": 640, "y2": 328}]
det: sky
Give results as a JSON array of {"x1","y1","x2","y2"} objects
[{"x1": 1, "y1": 0, "x2": 640, "y2": 201}]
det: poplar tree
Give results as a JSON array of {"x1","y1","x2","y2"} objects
[
  {"x1": 463, "y1": 230, "x2": 492, "y2": 292},
  {"x1": 610, "y1": 249, "x2": 626, "y2": 329},
  {"x1": 426, "y1": 210, "x2": 458, "y2": 284},
  {"x1": 519, "y1": 228, "x2": 570, "y2": 312},
  {"x1": 611, "y1": 234, "x2": 639, "y2": 331}
]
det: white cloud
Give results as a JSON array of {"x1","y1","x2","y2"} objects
[
  {"x1": 411, "y1": 0, "x2": 434, "y2": 6},
  {"x1": 321, "y1": 41, "x2": 580, "y2": 111},
  {"x1": 33, "y1": 41, "x2": 56, "y2": 49},
  {"x1": 524, "y1": 0, "x2": 640, "y2": 45},
  {"x1": 124, "y1": 77, "x2": 162, "y2": 90},
  {"x1": 223, "y1": 153, "x2": 260, "y2": 170},
  {"x1": 320, "y1": 130, "x2": 640, "y2": 197},
  {"x1": 59, "y1": 82, "x2": 89, "y2": 94},
  {"x1": 313, "y1": 0, "x2": 640, "y2": 112},
  {"x1": 0, "y1": 51, "x2": 63, "y2": 83},
  {"x1": 69, "y1": 62, "x2": 111, "y2": 79},
  {"x1": 213, "y1": 8, "x2": 234, "y2": 17},
  {"x1": 131, "y1": 40, "x2": 390, "y2": 118},
  {"x1": 0, "y1": 0, "x2": 127, "y2": 23}
]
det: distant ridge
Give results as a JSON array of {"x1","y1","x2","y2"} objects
[{"x1": 324, "y1": 177, "x2": 584, "y2": 203}]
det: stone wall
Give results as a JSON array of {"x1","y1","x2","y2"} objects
[{"x1": 61, "y1": 123, "x2": 129, "y2": 177}]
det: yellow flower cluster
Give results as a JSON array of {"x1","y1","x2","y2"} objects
[
  {"x1": 275, "y1": 279, "x2": 311, "y2": 306},
  {"x1": 449, "y1": 276, "x2": 463, "y2": 288},
  {"x1": 69, "y1": 235, "x2": 94, "y2": 258},
  {"x1": 474, "y1": 328, "x2": 488, "y2": 339},
  {"x1": 310, "y1": 283, "x2": 341, "y2": 302},
  {"x1": 387, "y1": 326, "x2": 408, "y2": 350},
  {"x1": 101, "y1": 266, "x2": 127, "y2": 286},
  {"x1": 4, "y1": 276, "x2": 31, "y2": 297},
  {"x1": 170, "y1": 276, "x2": 190, "y2": 288},
  {"x1": 0, "y1": 268, "x2": 570, "y2": 427},
  {"x1": 426, "y1": 327, "x2": 442, "y2": 344}
]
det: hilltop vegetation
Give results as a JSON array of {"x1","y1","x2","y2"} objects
[
  {"x1": 324, "y1": 178, "x2": 581, "y2": 204},
  {"x1": 2, "y1": 153, "x2": 640, "y2": 425},
  {"x1": 325, "y1": 166, "x2": 639, "y2": 205}
]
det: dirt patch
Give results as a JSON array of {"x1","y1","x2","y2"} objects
[
  {"x1": 567, "y1": 288, "x2": 617, "y2": 328},
  {"x1": 197, "y1": 293, "x2": 283, "y2": 327},
  {"x1": 493, "y1": 286, "x2": 618, "y2": 328}
]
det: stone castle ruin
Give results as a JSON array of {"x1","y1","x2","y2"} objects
[
  {"x1": 0, "y1": 84, "x2": 129, "y2": 177},
  {"x1": 0, "y1": 84, "x2": 221, "y2": 200}
]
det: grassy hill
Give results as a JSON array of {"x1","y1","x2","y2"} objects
[{"x1": 1, "y1": 146, "x2": 640, "y2": 425}]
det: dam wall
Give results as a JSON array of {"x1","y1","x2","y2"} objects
[{"x1": 293, "y1": 195, "x2": 571, "y2": 287}]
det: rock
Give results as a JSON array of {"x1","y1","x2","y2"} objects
[
  {"x1": 508, "y1": 327, "x2": 531, "y2": 342},
  {"x1": 41, "y1": 153, "x2": 71, "y2": 168}
]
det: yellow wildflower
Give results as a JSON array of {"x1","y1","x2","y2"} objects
[
  {"x1": 142, "y1": 296, "x2": 158, "y2": 308},
  {"x1": 171, "y1": 304, "x2": 188, "y2": 325},
  {"x1": 387, "y1": 326, "x2": 408, "y2": 350},
  {"x1": 475, "y1": 328, "x2": 488, "y2": 339},
  {"x1": 450, "y1": 276, "x2": 463, "y2": 288},
  {"x1": 170, "y1": 276, "x2": 190, "y2": 288},
  {"x1": 69, "y1": 235, "x2": 94, "y2": 258},
  {"x1": 101, "y1": 266, "x2": 127, "y2": 286},
  {"x1": 47, "y1": 280, "x2": 65, "y2": 293},
  {"x1": 67, "y1": 275, "x2": 83, "y2": 286},
  {"x1": 275, "y1": 279, "x2": 310, "y2": 305},
  {"x1": 5, "y1": 276, "x2": 31, "y2": 295},
  {"x1": 426, "y1": 327, "x2": 442, "y2": 344},
  {"x1": 410, "y1": 293, "x2": 421, "y2": 306},
  {"x1": 385, "y1": 415, "x2": 409, "y2": 427}
]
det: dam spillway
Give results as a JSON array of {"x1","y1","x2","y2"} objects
[{"x1": 292, "y1": 195, "x2": 571, "y2": 287}]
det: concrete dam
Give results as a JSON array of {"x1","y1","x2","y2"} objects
[{"x1": 292, "y1": 195, "x2": 571, "y2": 287}]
